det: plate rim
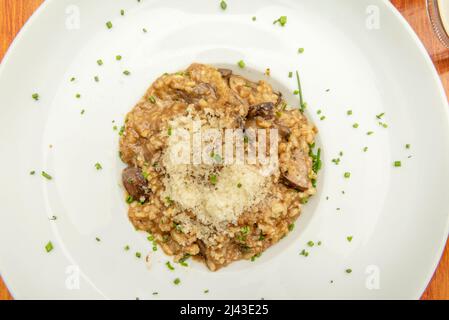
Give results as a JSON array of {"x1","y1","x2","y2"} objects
[{"x1": 0, "y1": 0, "x2": 448, "y2": 299}]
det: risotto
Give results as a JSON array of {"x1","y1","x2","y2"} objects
[{"x1": 119, "y1": 63, "x2": 319, "y2": 271}]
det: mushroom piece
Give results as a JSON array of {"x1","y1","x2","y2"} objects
[
  {"x1": 122, "y1": 167, "x2": 150, "y2": 200},
  {"x1": 175, "y1": 83, "x2": 217, "y2": 104},
  {"x1": 281, "y1": 149, "x2": 312, "y2": 191},
  {"x1": 218, "y1": 68, "x2": 232, "y2": 78},
  {"x1": 247, "y1": 102, "x2": 275, "y2": 120}
]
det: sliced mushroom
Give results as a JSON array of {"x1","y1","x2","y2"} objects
[
  {"x1": 281, "y1": 149, "x2": 311, "y2": 191},
  {"x1": 175, "y1": 83, "x2": 217, "y2": 104},
  {"x1": 248, "y1": 102, "x2": 275, "y2": 120},
  {"x1": 218, "y1": 68, "x2": 232, "y2": 78},
  {"x1": 192, "y1": 83, "x2": 217, "y2": 98},
  {"x1": 122, "y1": 167, "x2": 150, "y2": 200},
  {"x1": 277, "y1": 125, "x2": 291, "y2": 139}
]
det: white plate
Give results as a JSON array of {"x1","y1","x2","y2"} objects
[{"x1": 0, "y1": 0, "x2": 448, "y2": 300}]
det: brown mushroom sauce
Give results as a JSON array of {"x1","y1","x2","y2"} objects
[{"x1": 119, "y1": 63, "x2": 318, "y2": 271}]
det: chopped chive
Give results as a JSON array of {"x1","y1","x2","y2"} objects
[
  {"x1": 237, "y1": 60, "x2": 246, "y2": 68},
  {"x1": 41, "y1": 171, "x2": 52, "y2": 180},
  {"x1": 204, "y1": 289, "x2": 209, "y2": 294},
  {"x1": 405, "y1": 144, "x2": 411, "y2": 149},
  {"x1": 298, "y1": 47, "x2": 305, "y2": 54},
  {"x1": 288, "y1": 224, "x2": 295, "y2": 231},
  {"x1": 32, "y1": 93, "x2": 39, "y2": 101},
  {"x1": 124, "y1": 245, "x2": 130, "y2": 251},
  {"x1": 149, "y1": 96, "x2": 156, "y2": 104},
  {"x1": 120, "y1": 9, "x2": 125, "y2": 16},
  {"x1": 94, "y1": 76, "x2": 99, "y2": 82},
  {"x1": 166, "y1": 261, "x2": 175, "y2": 271},
  {"x1": 296, "y1": 71, "x2": 305, "y2": 112},
  {"x1": 116, "y1": 55, "x2": 122, "y2": 61},
  {"x1": 94, "y1": 163, "x2": 102, "y2": 170},
  {"x1": 347, "y1": 110, "x2": 353, "y2": 115},
  {"x1": 220, "y1": 0, "x2": 227, "y2": 10},
  {"x1": 367, "y1": 131, "x2": 374, "y2": 135},
  {"x1": 106, "y1": 21, "x2": 113, "y2": 29},
  {"x1": 237, "y1": 183, "x2": 242, "y2": 188},
  {"x1": 394, "y1": 161, "x2": 402, "y2": 167},
  {"x1": 353, "y1": 123, "x2": 359, "y2": 128},
  {"x1": 320, "y1": 116, "x2": 326, "y2": 121},
  {"x1": 344, "y1": 172, "x2": 351, "y2": 179},
  {"x1": 168, "y1": 127, "x2": 172, "y2": 136},
  {"x1": 252, "y1": 16, "x2": 257, "y2": 21},
  {"x1": 288, "y1": 71, "x2": 293, "y2": 78},
  {"x1": 307, "y1": 241, "x2": 314, "y2": 247},
  {"x1": 97, "y1": 59, "x2": 103, "y2": 66},
  {"x1": 376, "y1": 112, "x2": 385, "y2": 119},
  {"x1": 135, "y1": 252, "x2": 142, "y2": 258},
  {"x1": 142, "y1": 28, "x2": 148, "y2": 33},
  {"x1": 70, "y1": 77, "x2": 76, "y2": 82},
  {"x1": 30, "y1": 170, "x2": 35, "y2": 175},
  {"x1": 126, "y1": 195, "x2": 134, "y2": 204},
  {"x1": 209, "y1": 174, "x2": 217, "y2": 185},
  {"x1": 45, "y1": 241, "x2": 54, "y2": 253},
  {"x1": 363, "y1": 146, "x2": 368, "y2": 152},
  {"x1": 80, "y1": 109, "x2": 85, "y2": 115},
  {"x1": 173, "y1": 278, "x2": 181, "y2": 285},
  {"x1": 75, "y1": 93, "x2": 81, "y2": 98},
  {"x1": 123, "y1": 70, "x2": 131, "y2": 76},
  {"x1": 300, "y1": 249, "x2": 309, "y2": 257},
  {"x1": 119, "y1": 126, "x2": 125, "y2": 136},
  {"x1": 95, "y1": 237, "x2": 101, "y2": 242},
  {"x1": 345, "y1": 269, "x2": 352, "y2": 274},
  {"x1": 347, "y1": 236, "x2": 353, "y2": 242}
]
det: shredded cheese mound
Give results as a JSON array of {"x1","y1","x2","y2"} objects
[{"x1": 161, "y1": 113, "x2": 271, "y2": 230}]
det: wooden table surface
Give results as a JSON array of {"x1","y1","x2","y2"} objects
[{"x1": 0, "y1": 0, "x2": 448, "y2": 300}]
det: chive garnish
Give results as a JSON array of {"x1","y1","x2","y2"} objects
[
  {"x1": 209, "y1": 174, "x2": 217, "y2": 185},
  {"x1": 41, "y1": 171, "x2": 52, "y2": 180},
  {"x1": 295, "y1": 71, "x2": 305, "y2": 112},
  {"x1": 106, "y1": 21, "x2": 113, "y2": 29},
  {"x1": 273, "y1": 16, "x2": 287, "y2": 26},
  {"x1": 220, "y1": 0, "x2": 227, "y2": 10},
  {"x1": 45, "y1": 241, "x2": 54, "y2": 253}
]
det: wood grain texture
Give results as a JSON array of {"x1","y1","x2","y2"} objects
[{"x1": 0, "y1": 0, "x2": 448, "y2": 300}]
